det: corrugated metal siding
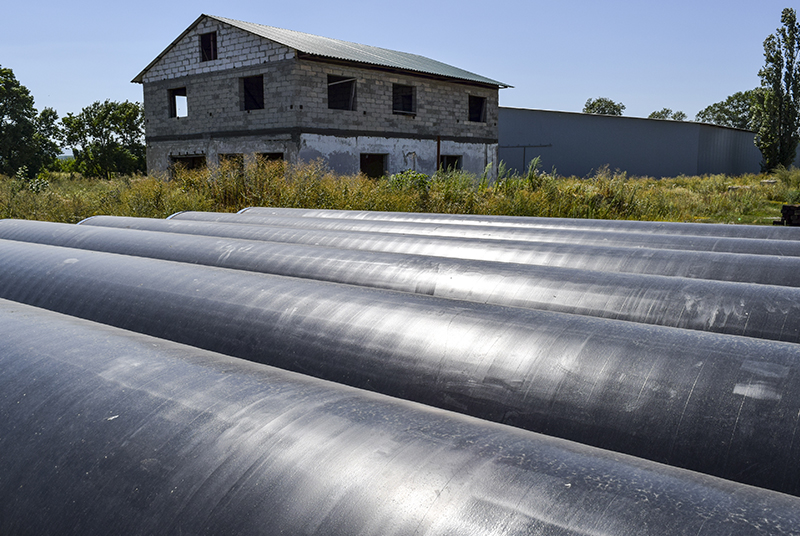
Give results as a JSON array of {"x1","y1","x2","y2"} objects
[
  {"x1": 697, "y1": 125, "x2": 762, "y2": 175},
  {"x1": 499, "y1": 107, "x2": 767, "y2": 178}
]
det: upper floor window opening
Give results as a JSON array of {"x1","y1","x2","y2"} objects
[
  {"x1": 169, "y1": 87, "x2": 188, "y2": 118},
  {"x1": 468, "y1": 95, "x2": 487, "y2": 122},
  {"x1": 200, "y1": 32, "x2": 217, "y2": 62},
  {"x1": 328, "y1": 75, "x2": 356, "y2": 111},
  {"x1": 392, "y1": 84, "x2": 416, "y2": 115},
  {"x1": 241, "y1": 75, "x2": 264, "y2": 111}
]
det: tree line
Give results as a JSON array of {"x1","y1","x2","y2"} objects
[
  {"x1": 0, "y1": 65, "x2": 144, "y2": 180},
  {"x1": 584, "y1": 8, "x2": 800, "y2": 171}
]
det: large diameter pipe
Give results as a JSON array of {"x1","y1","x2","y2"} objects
[
  {"x1": 239, "y1": 206, "x2": 800, "y2": 240},
  {"x1": 3, "y1": 299, "x2": 799, "y2": 535},
  {"x1": 3, "y1": 218, "x2": 800, "y2": 343},
  {"x1": 80, "y1": 215, "x2": 800, "y2": 287},
  {"x1": 170, "y1": 210, "x2": 800, "y2": 257},
  {"x1": 2, "y1": 240, "x2": 800, "y2": 496}
]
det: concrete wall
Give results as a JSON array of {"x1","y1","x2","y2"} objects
[
  {"x1": 145, "y1": 134, "x2": 298, "y2": 177},
  {"x1": 498, "y1": 107, "x2": 767, "y2": 178},
  {"x1": 297, "y1": 134, "x2": 496, "y2": 176},
  {"x1": 147, "y1": 133, "x2": 496, "y2": 178}
]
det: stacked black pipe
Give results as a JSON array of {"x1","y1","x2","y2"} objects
[{"x1": 2, "y1": 209, "x2": 800, "y2": 534}]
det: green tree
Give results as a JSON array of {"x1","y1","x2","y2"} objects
[
  {"x1": 62, "y1": 100, "x2": 145, "y2": 179},
  {"x1": 0, "y1": 65, "x2": 61, "y2": 178},
  {"x1": 583, "y1": 97, "x2": 625, "y2": 116},
  {"x1": 751, "y1": 8, "x2": 800, "y2": 171},
  {"x1": 695, "y1": 90, "x2": 756, "y2": 129},
  {"x1": 648, "y1": 108, "x2": 688, "y2": 121}
]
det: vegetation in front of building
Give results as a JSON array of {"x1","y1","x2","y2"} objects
[{"x1": 1, "y1": 158, "x2": 798, "y2": 225}]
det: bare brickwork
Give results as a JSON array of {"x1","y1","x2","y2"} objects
[{"x1": 135, "y1": 15, "x2": 504, "y2": 177}]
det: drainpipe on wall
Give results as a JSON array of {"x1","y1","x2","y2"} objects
[{"x1": 436, "y1": 136, "x2": 441, "y2": 171}]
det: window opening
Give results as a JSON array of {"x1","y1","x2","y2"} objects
[
  {"x1": 328, "y1": 75, "x2": 356, "y2": 110},
  {"x1": 242, "y1": 75, "x2": 264, "y2": 111},
  {"x1": 169, "y1": 87, "x2": 188, "y2": 118},
  {"x1": 170, "y1": 155, "x2": 206, "y2": 172},
  {"x1": 439, "y1": 155, "x2": 462, "y2": 171},
  {"x1": 200, "y1": 32, "x2": 217, "y2": 62},
  {"x1": 468, "y1": 95, "x2": 487, "y2": 122},
  {"x1": 219, "y1": 154, "x2": 244, "y2": 173},
  {"x1": 392, "y1": 84, "x2": 416, "y2": 115},
  {"x1": 360, "y1": 154, "x2": 387, "y2": 178},
  {"x1": 259, "y1": 152, "x2": 284, "y2": 161}
]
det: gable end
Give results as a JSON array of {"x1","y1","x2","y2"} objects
[{"x1": 133, "y1": 15, "x2": 295, "y2": 84}]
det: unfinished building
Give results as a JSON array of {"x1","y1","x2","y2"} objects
[{"x1": 133, "y1": 14, "x2": 509, "y2": 178}]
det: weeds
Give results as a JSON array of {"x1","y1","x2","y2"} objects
[{"x1": 1, "y1": 162, "x2": 797, "y2": 224}]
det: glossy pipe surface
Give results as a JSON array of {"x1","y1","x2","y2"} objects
[
  {"x1": 3, "y1": 299, "x2": 799, "y2": 535},
  {"x1": 3, "y1": 218, "x2": 800, "y2": 343},
  {"x1": 2, "y1": 240, "x2": 800, "y2": 495},
  {"x1": 80, "y1": 215, "x2": 800, "y2": 287},
  {"x1": 239, "y1": 206, "x2": 800, "y2": 240},
  {"x1": 171, "y1": 211, "x2": 800, "y2": 257}
]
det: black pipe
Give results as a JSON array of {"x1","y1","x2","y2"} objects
[
  {"x1": 3, "y1": 218, "x2": 800, "y2": 343},
  {"x1": 169, "y1": 211, "x2": 800, "y2": 257},
  {"x1": 1, "y1": 239, "x2": 800, "y2": 495},
  {"x1": 238, "y1": 206, "x2": 800, "y2": 240},
  {"x1": 79, "y1": 215, "x2": 800, "y2": 287},
  {"x1": 3, "y1": 299, "x2": 798, "y2": 535}
]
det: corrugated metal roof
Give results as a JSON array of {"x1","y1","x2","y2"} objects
[
  {"x1": 134, "y1": 14, "x2": 509, "y2": 87},
  {"x1": 212, "y1": 16, "x2": 508, "y2": 87}
]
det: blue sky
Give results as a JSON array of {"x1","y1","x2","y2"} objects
[{"x1": 2, "y1": 0, "x2": 793, "y2": 120}]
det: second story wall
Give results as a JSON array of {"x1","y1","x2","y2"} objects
[
  {"x1": 141, "y1": 18, "x2": 499, "y2": 144},
  {"x1": 288, "y1": 59, "x2": 498, "y2": 141},
  {"x1": 143, "y1": 60, "x2": 299, "y2": 140}
]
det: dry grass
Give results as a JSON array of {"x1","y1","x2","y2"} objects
[{"x1": 1, "y1": 159, "x2": 797, "y2": 224}]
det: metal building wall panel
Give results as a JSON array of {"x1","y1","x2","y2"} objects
[{"x1": 499, "y1": 107, "x2": 769, "y2": 178}]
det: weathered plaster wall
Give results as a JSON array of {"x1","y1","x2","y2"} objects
[
  {"x1": 297, "y1": 134, "x2": 497, "y2": 176},
  {"x1": 145, "y1": 134, "x2": 297, "y2": 176},
  {"x1": 146, "y1": 133, "x2": 497, "y2": 178}
]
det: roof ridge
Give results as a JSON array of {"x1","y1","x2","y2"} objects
[
  {"x1": 208, "y1": 15, "x2": 509, "y2": 87},
  {"x1": 209, "y1": 15, "x2": 441, "y2": 60},
  {"x1": 134, "y1": 14, "x2": 510, "y2": 88}
]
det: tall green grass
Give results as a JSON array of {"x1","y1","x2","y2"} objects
[{"x1": 1, "y1": 158, "x2": 798, "y2": 224}]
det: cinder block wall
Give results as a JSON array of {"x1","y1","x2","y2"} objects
[
  {"x1": 287, "y1": 61, "x2": 498, "y2": 141},
  {"x1": 141, "y1": 18, "x2": 498, "y2": 147}
]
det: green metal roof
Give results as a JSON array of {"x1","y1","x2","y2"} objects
[{"x1": 134, "y1": 14, "x2": 509, "y2": 87}]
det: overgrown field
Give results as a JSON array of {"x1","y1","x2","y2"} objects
[{"x1": 1, "y1": 159, "x2": 799, "y2": 224}]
